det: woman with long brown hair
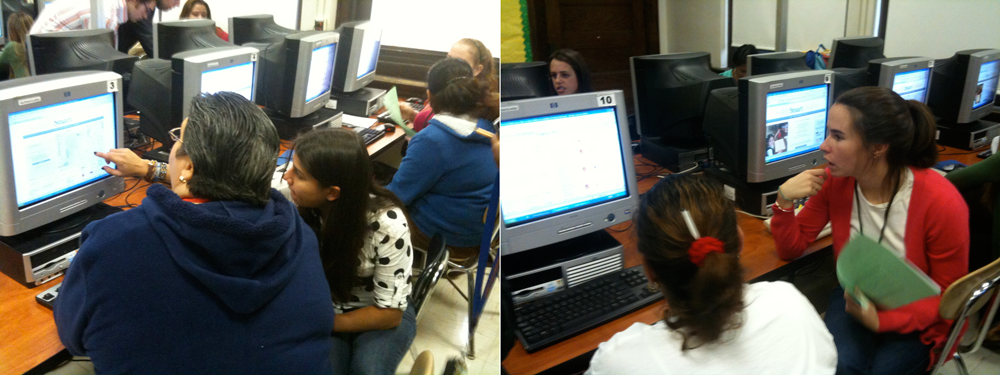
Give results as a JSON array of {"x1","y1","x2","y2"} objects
[
  {"x1": 588, "y1": 174, "x2": 836, "y2": 374},
  {"x1": 0, "y1": 12, "x2": 34, "y2": 79}
]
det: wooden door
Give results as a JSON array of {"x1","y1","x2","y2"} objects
[{"x1": 527, "y1": 0, "x2": 660, "y2": 112}]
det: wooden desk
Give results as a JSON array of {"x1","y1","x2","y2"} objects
[
  {"x1": 501, "y1": 145, "x2": 988, "y2": 375},
  {"x1": 0, "y1": 122, "x2": 404, "y2": 375}
]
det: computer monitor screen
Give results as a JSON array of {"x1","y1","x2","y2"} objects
[
  {"x1": 201, "y1": 62, "x2": 255, "y2": 100},
  {"x1": 499, "y1": 90, "x2": 640, "y2": 255},
  {"x1": 307, "y1": 44, "x2": 336, "y2": 102},
  {"x1": 973, "y1": 60, "x2": 999, "y2": 110},
  {"x1": 763, "y1": 85, "x2": 828, "y2": 164},
  {"x1": 501, "y1": 107, "x2": 629, "y2": 227},
  {"x1": 355, "y1": 29, "x2": 381, "y2": 79},
  {"x1": 893, "y1": 68, "x2": 931, "y2": 102},
  {"x1": 9, "y1": 93, "x2": 117, "y2": 208}
]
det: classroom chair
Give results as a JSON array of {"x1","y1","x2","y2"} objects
[
  {"x1": 931, "y1": 256, "x2": 1000, "y2": 375},
  {"x1": 411, "y1": 233, "x2": 449, "y2": 323}
]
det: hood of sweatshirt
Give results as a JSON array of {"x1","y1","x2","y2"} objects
[{"x1": 141, "y1": 184, "x2": 312, "y2": 315}]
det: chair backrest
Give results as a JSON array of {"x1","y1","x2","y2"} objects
[
  {"x1": 931, "y1": 256, "x2": 1000, "y2": 374},
  {"x1": 411, "y1": 233, "x2": 448, "y2": 320}
]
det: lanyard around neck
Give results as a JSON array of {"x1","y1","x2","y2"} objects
[{"x1": 854, "y1": 180, "x2": 899, "y2": 244}]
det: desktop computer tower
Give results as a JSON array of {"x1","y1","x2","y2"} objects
[
  {"x1": 936, "y1": 118, "x2": 1000, "y2": 151},
  {"x1": 328, "y1": 87, "x2": 387, "y2": 117},
  {"x1": 504, "y1": 231, "x2": 625, "y2": 305},
  {"x1": 703, "y1": 165, "x2": 788, "y2": 217}
]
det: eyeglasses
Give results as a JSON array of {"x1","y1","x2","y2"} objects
[{"x1": 169, "y1": 127, "x2": 181, "y2": 143}]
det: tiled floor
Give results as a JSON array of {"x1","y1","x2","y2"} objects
[
  {"x1": 396, "y1": 270, "x2": 502, "y2": 375},
  {"x1": 936, "y1": 347, "x2": 1000, "y2": 375}
]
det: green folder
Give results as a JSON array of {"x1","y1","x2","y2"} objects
[
  {"x1": 836, "y1": 235, "x2": 941, "y2": 310},
  {"x1": 381, "y1": 87, "x2": 417, "y2": 137}
]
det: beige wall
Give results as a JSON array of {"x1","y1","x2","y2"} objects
[
  {"x1": 885, "y1": 0, "x2": 1000, "y2": 59},
  {"x1": 662, "y1": 0, "x2": 728, "y2": 67}
]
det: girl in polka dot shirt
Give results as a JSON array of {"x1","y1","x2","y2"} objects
[{"x1": 283, "y1": 128, "x2": 415, "y2": 375}]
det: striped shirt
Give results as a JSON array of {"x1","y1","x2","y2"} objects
[{"x1": 29, "y1": 0, "x2": 129, "y2": 47}]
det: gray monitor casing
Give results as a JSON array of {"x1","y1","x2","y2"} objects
[
  {"x1": 955, "y1": 50, "x2": 999, "y2": 124},
  {"x1": 331, "y1": 21, "x2": 381, "y2": 93},
  {"x1": 871, "y1": 57, "x2": 935, "y2": 103},
  {"x1": 741, "y1": 70, "x2": 833, "y2": 183},
  {"x1": 0, "y1": 71, "x2": 125, "y2": 236},
  {"x1": 258, "y1": 31, "x2": 338, "y2": 118},
  {"x1": 499, "y1": 91, "x2": 640, "y2": 255},
  {"x1": 171, "y1": 46, "x2": 259, "y2": 127}
]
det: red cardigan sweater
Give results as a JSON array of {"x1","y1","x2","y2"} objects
[{"x1": 771, "y1": 167, "x2": 968, "y2": 365}]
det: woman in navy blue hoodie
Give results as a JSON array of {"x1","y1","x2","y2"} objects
[
  {"x1": 62, "y1": 92, "x2": 335, "y2": 374},
  {"x1": 387, "y1": 58, "x2": 498, "y2": 265}
]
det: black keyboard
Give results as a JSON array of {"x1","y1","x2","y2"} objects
[
  {"x1": 407, "y1": 101, "x2": 425, "y2": 113},
  {"x1": 355, "y1": 127, "x2": 386, "y2": 146},
  {"x1": 36, "y1": 282, "x2": 62, "y2": 309},
  {"x1": 512, "y1": 266, "x2": 662, "y2": 353}
]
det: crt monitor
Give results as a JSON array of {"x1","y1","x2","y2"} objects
[
  {"x1": 129, "y1": 46, "x2": 258, "y2": 161},
  {"x1": 500, "y1": 61, "x2": 555, "y2": 101},
  {"x1": 249, "y1": 31, "x2": 338, "y2": 118},
  {"x1": 927, "y1": 49, "x2": 1000, "y2": 124},
  {"x1": 499, "y1": 91, "x2": 640, "y2": 255},
  {"x1": 0, "y1": 71, "x2": 125, "y2": 236},
  {"x1": 229, "y1": 14, "x2": 297, "y2": 46},
  {"x1": 331, "y1": 20, "x2": 381, "y2": 93},
  {"x1": 829, "y1": 36, "x2": 885, "y2": 69},
  {"x1": 630, "y1": 52, "x2": 734, "y2": 141},
  {"x1": 153, "y1": 19, "x2": 231, "y2": 60},
  {"x1": 26, "y1": 29, "x2": 138, "y2": 77},
  {"x1": 747, "y1": 51, "x2": 811, "y2": 76},
  {"x1": 869, "y1": 57, "x2": 934, "y2": 103},
  {"x1": 705, "y1": 70, "x2": 833, "y2": 184}
]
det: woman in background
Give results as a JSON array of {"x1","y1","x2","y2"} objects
[
  {"x1": 0, "y1": 12, "x2": 34, "y2": 79},
  {"x1": 587, "y1": 174, "x2": 836, "y2": 374},
  {"x1": 720, "y1": 44, "x2": 758, "y2": 82},
  {"x1": 179, "y1": 0, "x2": 227, "y2": 41},
  {"x1": 548, "y1": 48, "x2": 592, "y2": 95},
  {"x1": 400, "y1": 38, "x2": 497, "y2": 132}
]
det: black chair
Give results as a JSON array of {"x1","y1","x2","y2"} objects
[{"x1": 411, "y1": 233, "x2": 448, "y2": 322}]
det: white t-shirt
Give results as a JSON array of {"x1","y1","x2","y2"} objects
[
  {"x1": 30, "y1": 0, "x2": 129, "y2": 47},
  {"x1": 586, "y1": 281, "x2": 837, "y2": 375},
  {"x1": 850, "y1": 169, "x2": 914, "y2": 258}
]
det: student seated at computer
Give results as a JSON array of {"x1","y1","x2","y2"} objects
[
  {"x1": 587, "y1": 174, "x2": 837, "y2": 375},
  {"x1": 60, "y1": 92, "x2": 335, "y2": 374},
  {"x1": 0, "y1": 12, "x2": 34, "y2": 79},
  {"x1": 179, "y1": 0, "x2": 228, "y2": 41},
  {"x1": 387, "y1": 57, "x2": 498, "y2": 265},
  {"x1": 399, "y1": 38, "x2": 497, "y2": 132},
  {"x1": 30, "y1": 0, "x2": 157, "y2": 47},
  {"x1": 549, "y1": 48, "x2": 592, "y2": 95},
  {"x1": 281, "y1": 128, "x2": 415, "y2": 375},
  {"x1": 719, "y1": 44, "x2": 758, "y2": 82},
  {"x1": 770, "y1": 87, "x2": 969, "y2": 374}
]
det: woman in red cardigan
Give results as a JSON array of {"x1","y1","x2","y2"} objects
[{"x1": 771, "y1": 87, "x2": 968, "y2": 374}]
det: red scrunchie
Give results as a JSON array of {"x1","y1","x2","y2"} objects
[{"x1": 688, "y1": 237, "x2": 725, "y2": 267}]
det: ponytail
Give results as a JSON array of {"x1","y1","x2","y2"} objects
[
  {"x1": 427, "y1": 57, "x2": 496, "y2": 120},
  {"x1": 906, "y1": 100, "x2": 938, "y2": 169},
  {"x1": 635, "y1": 174, "x2": 744, "y2": 351}
]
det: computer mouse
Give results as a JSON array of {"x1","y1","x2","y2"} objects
[
  {"x1": 943, "y1": 164, "x2": 957, "y2": 172},
  {"x1": 382, "y1": 124, "x2": 395, "y2": 133}
]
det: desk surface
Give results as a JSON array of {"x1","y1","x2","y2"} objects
[
  {"x1": 501, "y1": 146, "x2": 987, "y2": 375},
  {"x1": 0, "y1": 122, "x2": 404, "y2": 375}
]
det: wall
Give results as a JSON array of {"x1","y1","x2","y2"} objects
[
  {"x1": 734, "y1": 0, "x2": 848, "y2": 53},
  {"x1": 662, "y1": 0, "x2": 727, "y2": 67},
  {"x1": 733, "y1": 0, "x2": 776, "y2": 50},
  {"x1": 157, "y1": 0, "x2": 309, "y2": 33},
  {"x1": 884, "y1": 0, "x2": 1000, "y2": 59},
  {"x1": 370, "y1": 0, "x2": 500, "y2": 53}
]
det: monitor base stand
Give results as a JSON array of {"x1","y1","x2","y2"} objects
[
  {"x1": 265, "y1": 107, "x2": 344, "y2": 141},
  {"x1": 935, "y1": 116, "x2": 1000, "y2": 151},
  {"x1": 504, "y1": 231, "x2": 626, "y2": 304},
  {"x1": 640, "y1": 136, "x2": 710, "y2": 173},
  {"x1": 329, "y1": 87, "x2": 387, "y2": 117},
  {"x1": 703, "y1": 165, "x2": 790, "y2": 217},
  {"x1": 0, "y1": 204, "x2": 123, "y2": 288},
  {"x1": 143, "y1": 145, "x2": 172, "y2": 163}
]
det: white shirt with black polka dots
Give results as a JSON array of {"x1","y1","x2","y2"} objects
[{"x1": 332, "y1": 206, "x2": 413, "y2": 313}]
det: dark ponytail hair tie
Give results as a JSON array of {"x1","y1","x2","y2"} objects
[{"x1": 688, "y1": 237, "x2": 725, "y2": 267}]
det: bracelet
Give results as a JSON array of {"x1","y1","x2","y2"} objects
[
  {"x1": 772, "y1": 202, "x2": 795, "y2": 213},
  {"x1": 143, "y1": 160, "x2": 156, "y2": 182},
  {"x1": 151, "y1": 162, "x2": 168, "y2": 183},
  {"x1": 777, "y1": 186, "x2": 791, "y2": 201}
]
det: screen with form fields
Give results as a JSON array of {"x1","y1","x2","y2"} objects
[
  {"x1": 306, "y1": 44, "x2": 336, "y2": 102},
  {"x1": 201, "y1": 62, "x2": 255, "y2": 100},
  {"x1": 8, "y1": 93, "x2": 117, "y2": 208},
  {"x1": 893, "y1": 68, "x2": 930, "y2": 103},
  {"x1": 973, "y1": 60, "x2": 999, "y2": 110},
  {"x1": 500, "y1": 107, "x2": 629, "y2": 227}
]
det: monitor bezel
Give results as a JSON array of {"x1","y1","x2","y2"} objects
[
  {"x1": 874, "y1": 57, "x2": 935, "y2": 104},
  {"x1": 153, "y1": 18, "x2": 224, "y2": 60},
  {"x1": 173, "y1": 46, "x2": 260, "y2": 127},
  {"x1": 744, "y1": 70, "x2": 833, "y2": 183},
  {"x1": 288, "y1": 32, "x2": 338, "y2": 118},
  {"x1": 959, "y1": 50, "x2": 1000, "y2": 123},
  {"x1": 499, "y1": 90, "x2": 640, "y2": 255},
  {"x1": 0, "y1": 71, "x2": 126, "y2": 236},
  {"x1": 334, "y1": 21, "x2": 382, "y2": 93}
]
